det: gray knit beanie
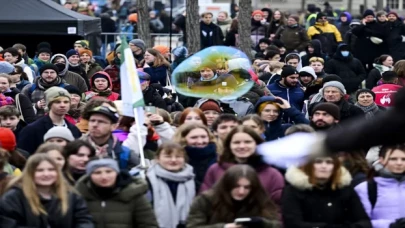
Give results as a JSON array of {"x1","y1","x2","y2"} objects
[
  {"x1": 129, "y1": 39, "x2": 146, "y2": 52},
  {"x1": 322, "y1": 81, "x2": 347, "y2": 95},
  {"x1": 43, "y1": 126, "x2": 75, "y2": 142},
  {"x1": 86, "y1": 158, "x2": 120, "y2": 175}
]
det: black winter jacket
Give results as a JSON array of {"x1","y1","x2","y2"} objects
[
  {"x1": 310, "y1": 99, "x2": 364, "y2": 123},
  {"x1": 386, "y1": 20, "x2": 405, "y2": 62},
  {"x1": 366, "y1": 68, "x2": 382, "y2": 89},
  {"x1": 143, "y1": 86, "x2": 167, "y2": 111},
  {"x1": 0, "y1": 187, "x2": 94, "y2": 228},
  {"x1": 5, "y1": 88, "x2": 36, "y2": 124}
]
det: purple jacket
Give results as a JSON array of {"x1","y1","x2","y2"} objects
[
  {"x1": 112, "y1": 129, "x2": 129, "y2": 142},
  {"x1": 200, "y1": 162, "x2": 285, "y2": 205},
  {"x1": 355, "y1": 177, "x2": 405, "y2": 228}
]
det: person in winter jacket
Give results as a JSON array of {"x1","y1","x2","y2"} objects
[
  {"x1": 79, "y1": 49, "x2": 103, "y2": 80},
  {"x1": 9, "y1": 65, "x2": 31, "y2": 91},
  {"x1": 338, "y1": 12, "x2": 352, "y2": 38},
  {"x1": 129, "y1": 39, "x2": 146, "y2": 63},
  {"x1": 200, "y1": 12, "x2": 224, "y2": 49},
  {"x1": 66, "y1": 49, "x2": 89, "y2": 89},
  {"x1": 138, "y1": 71, "x2": 167, "y2": 111},
  {"x1": 354, "y1": 89, "x2": 386, "y2": 119},
  {"x1": 301, "y1": 40, "x2": 328, "y2": 67},
  {"x1": 146, "y1": 143, "x2": 195, "y2": 228},
  {"x1": 103, "y1": 44, "x2": 121, "y2": 94},
  {"x1": 372, "y1": 71, "x2": 403, "y2": 107},
  {"x1": 282, "y1": 156, "x2": 371, "y2": 228},
  {"x1": 215, "y1": 11, "x2": 232, "y2": 40},
  {"x1": 324, "y1": 43, "x2": 367, "y2": 94},
  {"x1": 275, "y1": 15, "x2": 309, "y2": 53},
  {"x1": 0, "y1": 105, "x2": 27, "y2": 141},
  {"x1": 171, "y1": 46, "x2": 188, "y2": 71},
  {"x1": 269, "y1": 10, "x2": 287, "y2": 39},
  {"x1": 85, "y1": 72, "x2": 119, "y2": 102},
  {"x1": 2, "y1": 47, "x2": 34, "y2": 83},
  {"x1": 201, "y1": 125, "x2": 284, "y2": 205},
  {"x1": 0, "y1": 153, "x2": 94, "y2": 228},
  {"x1": 142, "y1": 48, "x2": 171, "y2": 86},
  {"x1": 366, "y1": 55, "x2": 394, "y2": 89},
  {"x1": 355, "y1": 144, "x2": 405, "y2": 228},
  {"x1": 345, "y1": 20, "x2": 361, "y2": 52},
  {"x1": 385, "y1": 11, "x2": 405, "y2": 62},
  {"x1": 187, "y1": 165, "x2": 281, "y2": 228},
  {"x1": 51, "y1": 54, "x2": 88, "y2": 93},
  {"x1": 251, "y1": 10, "x2": 269, "y2": 48},
  {"x1": 76, "y1": 157, "x2": 158, "y2": 228},
  {"x1": 255, "y1": 96, "x2": 309, "y2": 141},
  {"x1": 63, "y1": 140, "x2": 96, "y2": 184},
  {"x1": 299, "y1": 66, "x2": 318, "y2": 91},
  {"x1": 194, "y1": 99, "x2": 222, "y2": 127},
  {"x1": 351, "y1": 10, "x2": 387, "y2": 72},
  {"x1": 31, "y1": 47, "x2": 51, "y2": 76},
  {"x1": 268, "y1": 65, "x2": 305, "y2": 112}
]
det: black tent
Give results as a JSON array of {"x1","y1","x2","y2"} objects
[{"x1": 0, "y1": 0, "x2": 101, "y2": 36}]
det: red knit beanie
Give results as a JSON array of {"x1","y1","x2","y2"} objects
[
  {"x1": 252, "y1": 10, "x2": 264, "y2": 17},
  {"x1": 200, "y1": 100, "x2": 222, "y2": 113},
  {"x1": 0, "y1": 128, "x2": 16, "y2": 152},
  {"x1": 387, "y1": 11, "x2": 399, "y2": 18}
]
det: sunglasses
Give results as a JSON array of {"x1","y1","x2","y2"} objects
[{"x1": 93, "y1": 105, "x2": 118, "y2": 114}]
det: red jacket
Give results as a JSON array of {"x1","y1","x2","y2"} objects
[{"x1": 372, "y1": 83, "x2": 403, "y2": 107}]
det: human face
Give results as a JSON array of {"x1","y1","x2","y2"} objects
[
  {"x1": 260, "y1": 104, "x2": 279, "y2": 122},
  {"x1": 378, "y1": 14, "x2": 387, "y2": 22},
  {"x1": 287, "y1": 58, "x2": 299, "y2": 68},
  {"x1": 287, "y1": 17, "x2": 297, "y2": 25},
  {"x1": 215, "y1": 121, "x2": 239, "y2": 141},
  {"x1": 357, "y1": 92, "x2": 374, "y2": 106},
  {"x1": 3, "y1": 52, "x2": 18, "y2": 64},
  {"x1": 383, "y1": 56, "x2": 393, "y2": 67},
  {"x1": 279, "y1": 47, "x2": 286, "y2": 55},
  {"x1": 144, "y1": 51, "x2": 155, "y2": 63},
  {"x1": 74, "y1": 44, "x2": 83, "y2": 51},
  {"x1": 184, "y1": 111, "x2": 204, "y2": 124},
  {"x1": 318, "y1": 16, "x2": 328, "y2": 23},
  {"x1": 9, "y1": 74, "x2": 21, "y2": 85},
  {"x1": 230, "y1": 132, "x2": 256, "y2": 162},
  {"x1": 185, "y1": 128, "x2": 209, "y2": 148},
  {"x1": 41, "y1": 69, "x2": 58, "y2": 82},
  {"x1": 311, "y1": 110, "x2": 337, "y2": 128},
  {"x1": 308, "y1": 46, "x2": 314, "y2": 54},
  {"x1": 263, "y1": 11, "x2": 269, "y2": 19},
  {"x1": 365, "y1": 15, "x2": 375, "y2": 23},
  {"x1": 203, "y1": 110, "x2": 219, "y2": 126},
  {"x1": 202, "y1": 14, "x2": 213, "y2": 24},
  {"x1": 68, "y1": 146, "x2": 92, "y2": 170},
  {"x1": 259, "y1": 42, "x2": 269, "y2": 50},
  {"x1": 300, "y1": 75, "x2": 313, "y2": 85},
  {"x1": 39, "y1": 53, "x2": 50, "y2": 61},
  {"x1": 50, "y1": 97, "x2": 70, "y2": 116},
  {"x1": 310, "y1": 61, "x2": 324, "y2": 73},
  {"x1": 340, "y1": 16, "x2": 347, "y2": 22},
  {"x1": 94, "y1": 78, "x2": 109, "y2": 91},
  {"x1": 157, "y1": 150, "x2": 185, "y2": 172},
  {"x1": 129, "y1": 44, "x2": 142, "y2": 55},
  {"x1": 200, "y1": 68, "x2": 215, "y2": 80},
  {"x1": 91, "y1": 167, "x2": 118, "y2": 188},
  {"x1": 0, "y1": 77, "x2": 10, "y2": 93},
  {"x1": 388, "y1": 14, "x2": 397, "y2": 22},
  {"x1": 273, "y1": 11, "x2": 281, "y2": 20},
  {"x1": 47, "y1": 150, "x2": 66, "y2": 169},
  {"x1": 271, "y1": 54, "x2": 281, "y2": 61},
  {"x1": 0, "y1": 115, "x2": 19, "y2": 131},
  {"x1": 217, "y1": 12, "x2": 226, "y2": 22},
  {"x1": 284, "y1": 74, "x2": 299, "y2": 87},
  {"x1": 68, "y1": 55, "x2": 80, "y2": 65},
  {"x1": 80, "y1": 53, "x2": 91, "y2": 63},
  {"x1": 231, "y1": 177, "x2": 251, "y2": 201},
  {"x1": 381, "y1": 149, "x2": 405, "y2": 174},
  {"x1": 70, "y1": 94, "x2": 81, "y2": 107},
  {"x1": 313, "y1": 157, "x2": 334, "y2": 180},
  {"x1": 89, "y1": 114, "x2": 115, "y2": 138},
  {"x1": 242, "y1": 119, "x2": 264, "y2": 136},
  {"x1": 34, "y1": 161, "x2": 58, "y2": 187},
  {"x1": 253, "y1": 14, "x2": 263, "y2": 21},
  {"x1": 323, "y1": 87, "x2": 343, "y2": 102},
  {"x1": 46, "y1": 137, "x2": 68, "y2": 147}
]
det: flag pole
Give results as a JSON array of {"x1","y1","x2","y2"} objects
[{"x1": 133, "y1": 107, "x2": 146, "y2": 168}]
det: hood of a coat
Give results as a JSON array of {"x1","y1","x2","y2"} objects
[
  {"x1": 50, "y1": 54, "x2": 69, "y2": 76},
  {"x1": 254, "y1": 95, "x2": 284, "y2": 124},
  {"x1": 306, "y1": 39, "x2": 324, "y2": 57},
  {"x1": 341, "y1": 12, "x2": 352, "y2": 24},
  {"x1": 284, "y1": 53, "x2": 302, "y2": 71},
  {"x1": 285, "y1": 166, "x2": 352, "y2": 190},
  {"x1": 89, "y1": 71, "x2": 113, "y2": 90},
  {"x1": 333, "y1": 43, "x2": 353, "y2": 61}
]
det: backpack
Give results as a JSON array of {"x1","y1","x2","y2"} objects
[
  {"x1": 28, "y1": 83, "x2": 66, "y2": 97},
  {"x1": 119, "y1": 145, "x2": 131, "y2": 169},
  {"x1": 312, "y1": 26, "x2": 337, "y2": 56},
  {"x1": 368, "y1": 178, "x2": 378, "y2": 209}
]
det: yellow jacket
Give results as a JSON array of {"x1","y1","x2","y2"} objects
[{"x1": 307, "y1": 21, "x2": 342, "y2": 42}]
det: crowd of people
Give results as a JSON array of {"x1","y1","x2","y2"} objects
[{"x1": 0, "y1": 2, "x2": 405, "y2": 228}]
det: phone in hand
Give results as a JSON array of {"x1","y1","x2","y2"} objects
[
  {"x1": 234, "y1": 218, "x2": 252, "y2": 225},
  {"x1": 145, "y1": 106, "x2": 157, "y2": 114}
]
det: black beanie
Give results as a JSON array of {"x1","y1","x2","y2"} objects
[
  {"x1": 91, "y1": 72, "x2": 110, "y2": 87},
  {"x1": 281, "y1": 65, "x2": 299, "y2": 78},
  {"x1": 39, "y1": 63, "x2": 59, "y2": 75},
  {"x1": 322, "y1": 74, "x2": 342, "y2": 85},
  {"x1": 363, "y1": 9, "x2": 375, "y2": 18},
  {"x1": 311, "y1": 102, "x2": 340, "y2": 120},
  {"x1": 64, "y1": 85, "x2": 82, "y2": 97},
  {"x1": 356, "y1": 89, "x2": 376, "y2": 101},
  {"x1": 316, "y1": 12, "x2": 327, "y2": 21}
]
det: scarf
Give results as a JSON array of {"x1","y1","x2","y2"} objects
[
  {"x1": 37, "y1": 77, "x2": 63, "y2": 90},
  {"x1": 378, "y1": 168, "x2": 405, "y2": 182},
  {"x1": 0, "y1": 93, "x2": 14, "y2": 107},
  {"x1": 85, "y1": 134, "x2": 118, "y2": 158},
  {"x1": 354, "y1": 102, "x2": 379, "y2": 119},
  {"x1": 373, "y1": 63, "x2": 393, "y2": 74},
  {"x1": 146, "y1": 163, "x2": 195, "y2": 228}
]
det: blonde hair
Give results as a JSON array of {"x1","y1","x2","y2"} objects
[
  {"x1": 7, "y1": 154, "x2": 70, "y2": 215},
  {"x1": 309, "y1": 57, "x2": 325, "y2": 65}
]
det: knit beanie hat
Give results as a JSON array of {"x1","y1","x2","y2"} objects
[
  {"x1": 387, "y1": 11, "x2": 399, "y2": 18},
  {"x1": 200, "y1": 100, "x2": 222, "y2": 113},
  {"x1": 37, "y1": 48, "x2": 52, "y2": 55},
  {"x1": 0, "y1": 128, "x2": 16, "y2": 152},
  {"x1": 43, "y1": 126, "x2": 75, "y2": 142},
  {"x1": 153, "y1": 45, "x2": 170, "y2": 55},
  {"x1": 356, "y1": 89, "x2": 376, "y2": 101},
  {"x1": 39, "y1": 63, "x2": 59, "y2": 75},
  {"x1": 64, "y1": 85, "x2": 82, "y2": 97},
  {"x1": 172, "y1": 46, "x2": 188, "y2": 58},
  {"x1": 86, "y1": 158, "x2": 120, "y2": 175},
  {"x1": 129, "y1": 39, "x2": 146, "y2": 52},
  {"x1": 322, "y1": 74, "x2": 342, "y2": 85},
  {"x1": 363, "y1": 9, "x2": 375, "y2": 18},
  {"x1": 311, "y1": 102, "x2": 341, "y2": 120},
  {"x1": 75, "y1": 40, "x2": 89, "y2": 48},
  {"x1": 79, "y1": 49, "x2": 93, "y2": 58},
  {"x1": 281, "y1": 65, "x2": 299, "y2": 78},
  {"x1": 91, "y1": 72, "x2": 110, "y2": 87},
  {"x1": 45, "y1": 87, "x2": 71, "y2": 108},
  {"x1": 66, "y1": 49, "x2": 80, "y2": 59},
  {"x1": 36, "y1": 42, "x2": 52, "y2": 52},
  {"x1": 252, "y1": 10, "x2": 264, "y2": 17},
  {"x1": 316, "y1": 12, "x2": 327, "y2": 20},
  {"x1": 323, "y1": 81, "x2": 346, "y2": 95},
  {"x1": 0, "y1": 62, "x2": 15, "y2": 74}
]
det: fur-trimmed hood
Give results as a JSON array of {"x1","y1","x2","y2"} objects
[{"x1": 285, "y1": 166, "x2": 352, "y2": 190}]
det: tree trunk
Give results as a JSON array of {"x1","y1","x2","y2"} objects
[
  {"x1": 301, "y1": 0, "x2": 306, "y2": 12},
  {"x1": 186, "y1": 0, "x2": 200, "y2": 54},
  {"x1": 238, "y1": 0, "x2": 253, "y2": 60},
  {"x1": 347, "y1": 0, "x2": 353, "y2": 14},
  {"x1": 376, "y1": 0, "x2": 383, "y2": 10},
  {"x1": 137, "y1": 0, "x2": 151, "y2": 47}
]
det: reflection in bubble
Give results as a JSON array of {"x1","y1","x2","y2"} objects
[{"x1": 172, "y1": 46, "x2": 254, "y2": 100}]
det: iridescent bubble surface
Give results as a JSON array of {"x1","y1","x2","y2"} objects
[{"x1": 172, "y1": 46, "x2": 254, "y2": 100}]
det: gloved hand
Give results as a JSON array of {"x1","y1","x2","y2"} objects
[{"x1": 390, "y1": 218, "x2": 405, "y2": 228}]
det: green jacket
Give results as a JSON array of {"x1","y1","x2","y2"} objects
[
  {"x1": 75, "y1": 173, "x2": 158, "y2": 228},
  {"x1": 186, "y1": 193, "x2": 281, "y2": 228}
]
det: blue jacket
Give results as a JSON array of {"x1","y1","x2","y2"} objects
[
  {"x1": 144, "y1": 65, "x2": 169, "y2": 85},
  {"x1": 267, "y1": 79, "x2": 305, "y2": 111},
  {"x1": 254, "y1": 96, "x2": 309, "y2": 141}
]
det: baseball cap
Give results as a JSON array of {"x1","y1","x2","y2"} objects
[{"x1": 88, "y1": 105, "x2": 120, "y2": 124}]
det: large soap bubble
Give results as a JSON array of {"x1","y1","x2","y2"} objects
[{"x1": 172, "y1": 46, "x2": 254, "y2": 100}]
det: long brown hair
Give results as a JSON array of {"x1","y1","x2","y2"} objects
[
  {"x1": 7, "y1": 154, "x2": 70, "y2": 215},
  {"x1": 142, "y1": 48, "x2": 171, "y2": 68},
  {"x1": 179, "y1": 108, "x2": 208, "y2": 126},
  {"x1": 172, "y1": 123, "x2": 222, "y2": 153},
  {"x1": 208, "y1": 164, "x2": 278, "y2": 222},
  {"x1": 299, "y1": 156, "x2": 343, "y2": 190},
  {"x1": 394, "y1": 60, "x2": 405, "y2": 83},
  {"x1": 339, "y1": 151, "x2": 369, "y2": 177}
]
